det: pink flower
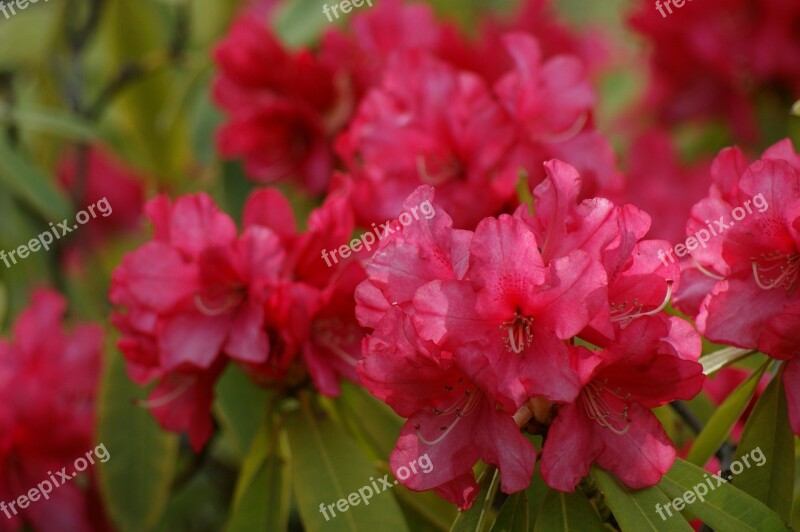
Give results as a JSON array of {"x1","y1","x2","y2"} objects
[
  {"x1": 0, "y1": 290, "x2": 105, "y2": 532},
  {"x1": 336, "y1": 51, "x2": 520, "y2": 228},
  {"x1": 513, "y1": 160, "x2": 704, "y2": 490},
  {"x1": 111, "y1": 192, "x2": 284, "y2": 449},
  {"x1": 337, "y1": 34, "x2": 622, "y2": 229},
  {"x1": 676, "y1": 139, "x2": 800, "y2": 434},
  {"x1": 413, "y1": 213, "x2": 606, "y2": 411},
  {"x1": 213, "y1": 16, "x2": 347, "y2": 192},
  {"x1": 111, "y1": 188, "x2": 369, "y2": 447},
  {"x1": 241, "y1": 188, "x2": 366, "y2": 395},
  {"x1": 357, "y1": 161, "x2": 705, "y2": 503},
  {"x1": 541, "y1": 317, "x2": 704, "y2": 491},
  {"x1": 355, "y1": 186, "x2": 535, "y2": 508}
]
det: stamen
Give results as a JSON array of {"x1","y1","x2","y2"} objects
[
  {"x1": 416, "y1": 155, "x2": 461, "y2": 186},
  {"x1": 691, "y1": 257, "x2": 724, "y2": 281},
  {"x1": 317, "y1": 338, "x2": 360, "y2": 367},
  {"x1": 194, "y1": 291, "x2": 243, "y2": 316},
  {"x1": 135, "y1": 378, "x2": 195, "y2": 409},
  {"x1": 499, "y1": 311, "x2": 535, "y2": 354},
  {"x1": 417, "y1": 390, "x2": 480, "y2": 446},
  {"x1": 611, "y1": 280, "x2": 673, "y2": 327},
  {"x1": 581, "y1": 381, "x2": 631, "y2": 435},
  {"x1": 538, "y1": 113, "x2": 588, "y2": 144},
  {"x1": 752, "y1": 252, "x2": 800, "y2": 292}
]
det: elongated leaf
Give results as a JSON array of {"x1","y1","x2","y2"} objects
[
  {"x1": 699, "y1": 347, "x2": 756, "y2": 376},
  {"x1": 451, "y1": 466, "x2": 499, "y2": 532},
  {"x1": 0, "y1": 136, "x2": 71, "y2": 221},
  {"x1": 337, "y1": 381, "x2": 402, "y2": 459},
  {"x1": 226, "y1": 417, "x2": 289, "y2": 531},
  {"x1": 286, "y1": 394, "x2": 409, "y2": 532},
  {"x1": 0, "y1": 104, "x2": 102, "y2": 141},
  {"x1": 533, "y1": 489, "x2": 603, "y2": 532},
  {"x1": 491, "y1": 491, "x2": 528, "y2": 532},
  {"x1": 732, "y1": 369, "x2": 794, "y2": 522},
  {"x1": 593, "y1": 468, "x2": 690, "y2": 532},
  {"x1": 273, "y1": 0, "x2": 330, "y2": 48},
  {"x1": 658, "y1": 458, "x2": 790, "y2": 531},
  {"x1": 97, "y1": 349, "x2": 178, "y2": 532},
  {"x1": 376, "y1": 461, "x2": 456, "y2": 532},
  {"x1": 214, "y1": 365, "x2": 270, "y2": 459},
  {"x1": 687, "y1": 361, "x2": 769, "y2": 466},
  {"x1": 526, "y1": 463, "x2": 549, "y2": 524},
  {"x1": 337, "y1": 384, "x2": 456, "y2": 530}
]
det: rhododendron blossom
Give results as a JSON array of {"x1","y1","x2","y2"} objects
[
  {"x1": 677, "y1": 139, "x2": 800, "y2": 434},
  {"x1": 110, "y1": 189, "x2": 366, "y2": 449},
  {"x1": 0, "y1": 290, "x2": 105, "y2": 532},
  {"x1": 337, "y1": 33, "x2": 622, "y2": 229},
  {"x1": 356, "y1": 161, "x2": 703, "y2": 507}
]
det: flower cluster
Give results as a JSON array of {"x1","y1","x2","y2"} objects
[
  {"x1": 355, "y1": 161, "x2": 705, "y2": 508},
  {"x1": 0, "y1": 290, "x2": 105, "y2": 531},
  {"x1": 213, "y1": 0, "x2": 623, "y2": 226},
  {"x1": 110, "y1": 188, "x2": 365, "y2": 450}
]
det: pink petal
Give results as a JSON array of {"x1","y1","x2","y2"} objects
[
  {"x1": 594, "y1": 404, "x2": 676, "y2": 489},
  {"x1": 160, "y1": 312, "x2": 229, "y2": 370},
  {"x1": 541, "y1": 402, "x2": 600, "y2": 492}
]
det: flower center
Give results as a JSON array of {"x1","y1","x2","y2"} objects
[
  {"x1": 499, "y1": 310, "x2": 534, "y2": 354},
  {"x1": 752, "y1": 252, "x2": 800, "y2": 293},
  {"x1": 581, "y1": 380, "x2": 632, "y2": 436}
]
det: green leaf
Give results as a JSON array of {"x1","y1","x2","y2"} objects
[
  {"x1": 336, "y1": 381, "x2": 402, "y2": 459},
  {"x1": 226, "y1": 415, "x2": 289, "y2": 531},
  {"x1": 0, "y1": 104, "x2": 103, "y2": 141},
  {"x1": 450, "y1": 466, "x2": 499, "y2": 532},
  {"x1": 687, "y1": 360, "x2": 769, "y2": 467},
  {"x1": 533, "y1": 489, "x2": 603, "y2": 532},
  {"x1": 658, "y1": 458, "x2": 790, "y2": 531},
  {"x1": 156, "y1": 469, "x2": 227, "y2": 531},
  {"x1": 732, "y1": 368, "x2": 795, "y2": 522},
  {"x1": 286, "y1": 393, "x2": 409, "y2": 532},
  {"x1": 593, "y1": 468, "x2": 690, "y2": 532},
  {"x1": 525, "y1": 462, "x2": 550, "y2": 524},
  {"x1": 273, "y1": 0, "x2": 330, "y2": 48},
  {"x1": 336, "y1": 384, "x2": 456, "y2": 530},
  {"x1": 491, "y1": 491, "x2": 528, "y2": 532},
  {"x1": 699, "y1": 347, "x2": 756, "y2": 376},
  {"x1": 0, "y1": 136, "x2": 72, "y2": 221},
  {"x1": 214, "y1": 365, "x2": 270, "y2": 459},
  {"x1": 97, "y1": 347, "x2": 178, "y2": 532}
]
